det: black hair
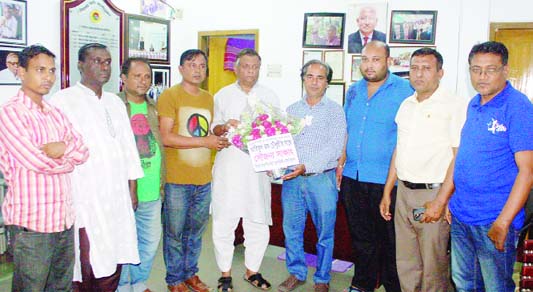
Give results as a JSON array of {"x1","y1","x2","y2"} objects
[
  {"x1": 468, "y1": 41, "x2": 508, "y2": 65},
  {"x1": 19, "y1": 44, "x2": 55, "y2": 69},
  {"x1": 179, "y1": 49, "x2": 207, "y2": 66},
  {"x1": 78, "y1": 43, "x2": 107, "y2": 62},
  {"x1": 300, "y1": 60, "x2": 333, "y2": 84},
  {"x1": 411, "y1": 47, "x2": 444, "y2": 70},
  {"x1": 121, "y1": 57, "x2": 151, "y2": 76}
]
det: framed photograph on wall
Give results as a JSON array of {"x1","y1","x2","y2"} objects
[
  {"x1": 126, "y1": 14, "x2": 170, "y2": 64},
  {"x1": 148, "y1": 65, "x2": 170, "y2": 101},
  {"x1": 302, "y1": 50, "x2": 323, "y2": 65},
  {"x1": 351, "y1": 55, "x2": 363, "y2": 82},
  {"x1": 389, "y1": 46, "x2": 436, "y2": 75},
  {"x1": 346, "y1": 2, "x2": 388, "y2": 54},
  {"x1": 326, "y1": 82, "x2": 345, "y2": 106},
  {"x1": 0, "y1": 46, "x2": 20, "y2": 84},
  {"x1": 389, "y1": 10, "x2": 437, "y2": 45},
  {"x1": 0, "y1": 0, "x2": 26, "y2": 47},
  {"x1": 302, "y1": 12, "x2": 345, "y2": 49},
  {"x1": 323, "y1": 50, "x2": 344, "y2": 81}
]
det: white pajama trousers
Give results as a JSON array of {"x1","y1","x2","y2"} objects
[{"x1": 212, "y1": 217, "x2": 270, "y2": 273}]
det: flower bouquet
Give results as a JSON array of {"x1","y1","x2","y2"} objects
[{"x1": 227, "y1": 98, "x2": 311, "y2": 179}]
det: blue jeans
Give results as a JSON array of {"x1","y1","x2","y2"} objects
[
  {"x1": 451, "y1": 216, "x2": 518, "y2": 292},
  {"x1": 163, "y1": 183, "x2": 211, "y2": 285},
  {"x1": 10, "y1": 225, "x2": 74, "y2": 292},
  {"x1": 118, "y1": 199, "x2": 162, "y2": 292},
  {"x1": 281, "y1": 170, "x2": 338, "y2": 284}
]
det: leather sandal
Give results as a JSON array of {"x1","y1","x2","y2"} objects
[
  {"x1": 244, "y1": 273, "x2": 271, "y2": 290},
  {"x1": 217, "y1": 276, "x2": 233, "y2": 292}
]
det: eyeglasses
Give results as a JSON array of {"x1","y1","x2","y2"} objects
[
  {"x1": 469, "y1": 66, "x2": 504, "y2": 76},
  {"x1": 7, "y1": 61, "x2": 18, "y2": 66},
  {"x1": 87, "y1": 58, "x2": 111, "y2": 66}
]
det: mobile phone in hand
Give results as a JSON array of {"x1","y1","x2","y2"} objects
[{"x1": 413, "y1": 207, "x2": 426, "y2": 222}]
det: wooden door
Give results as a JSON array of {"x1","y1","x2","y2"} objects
[{"x1": 490, "y1": 23, "x2": 533, "y2": 100}]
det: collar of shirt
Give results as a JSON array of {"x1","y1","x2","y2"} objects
[
  {"x1": 16, "y1": 89, "x2": 53, "y2": 114},
  {"x1": 301, "y1": 94, "x2": 330, "y2": 108},
  {"x1": 356, "y1": 71, "x2": 396, "y2": 97},
  {"x1": 117, "y1": 91, "x2": 154, "y2": 107},
  {"x1": 76, "y1": 81, "x2": 103, "y2": 99},
  {"x1": 471, "y1": 81, "x2": 511, "y2": 109},
  {"x1": 405, "y1": 84, "x2": 447, "y2": 104},
  {"x1": 360, "y1": 31, "x2": 374, "y2": 41},
  {"x1": 235, "y1": 81, "x2": 259, "y2": 94}
]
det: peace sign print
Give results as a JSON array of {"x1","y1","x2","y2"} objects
[{"x1": 187, "y1": 113, "x2": 209, "y2": 137}]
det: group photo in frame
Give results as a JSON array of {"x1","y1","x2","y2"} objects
[
  {"x1": 148, "y1": 65, "x2": 170, "y2": 101},
  {"x1": 346, "y1": 2, "x2": 388, "y2": 54},
  {"x1": 302, "y1": 12, "x2": 345, "y2": 49},
  {"x1": 0, "y1": 46, "x2": 20, "y2": 85},
  {"x1": 389, "y1": 10, "x2": 438, "y2": 45},
  {"x1": 389, "y1": 46, "x2": 436, "y2": 75},
  {"x1": 0, "y1": 0, "x2": 26, "y2": 47},
  {"x1": 351, "y1": 55, "x2": 363, "y2": 82},
  {"x1": 126, "y1": 14, "x2": 170, "y2": 64}
]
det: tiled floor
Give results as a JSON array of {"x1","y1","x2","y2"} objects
[{"x1": 0, "y1": 219, "x2": 523, "y2": 291}]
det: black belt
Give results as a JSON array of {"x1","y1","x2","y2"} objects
[
  {"x1": 403, "y1": 181, "x2": 441, "y2": 190},
  {"x1": 301, "y1": 168, "x2": 335, "y2": 177}
]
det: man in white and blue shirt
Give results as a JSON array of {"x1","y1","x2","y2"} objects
[
  {"x1": 277, "y1": 60, "x2": 346, "y2": 292},
  {"x1": 449, "y1": 41, "x2": 533, "y2": 291}
]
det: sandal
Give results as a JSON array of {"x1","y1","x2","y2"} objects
[
  {"x1": 217, "y1": 276, "x2": 233, "y2": 292},
  {"x1": 244, "y1": 273, "x2": 271, "y2": 291}
]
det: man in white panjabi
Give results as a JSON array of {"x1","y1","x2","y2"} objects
[
  {"x1": 211, "y1": 48, "x2": 279, "y2": 291},
  {"x1": 50, "y1": 43, "x2": 143, "y2": 291}
]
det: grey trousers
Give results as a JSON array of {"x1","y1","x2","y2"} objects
[{"x1": 394, "y1": 182, "x2": 451, "y2": 292}]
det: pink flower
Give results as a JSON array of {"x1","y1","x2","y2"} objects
[
  {"x1": 280, "y1": 127, "x2": 289, "y2": 134},
  {"x1": 258, "y1": 114, "x2": 269, "y2": 121},
  {"x1": 252, "y1": 133, "x2": 261, "y2": 140},
  {"x1": 251, "y1": 128, "x2": 260, "y2": 136},
  {"x1": 262, "y1": 120, "x2": 272, "y2": 128},
  {"x1": 252, "y1": 121, "x2": 258, "y2": 128},
  {"x1": 265, "y1": 127, "x2": 276, "y2": 136},
  {"x1": 232, "y1": 135, "x2": 244, "y2": 149}
]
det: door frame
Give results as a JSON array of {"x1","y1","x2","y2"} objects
[
  {"x1": 489, "y1": 22, "x2": 533, "y2": 40},
  {"x1": 197, "y1": 29, "x2": 259, "y2": 91}
]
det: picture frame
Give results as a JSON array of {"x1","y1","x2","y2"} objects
[
  {"x1": 0, "y1": 0, "x2": 26, "y2": 47},
  {"x1": 140, "y1": 0, "x2": 174, "y2": 19},
  {"x1": 389, "y1": 46, "x2": 436, "y2": 74},
  {"x1": 302, "y1": 12, "x2": 345, "y2": 49},
  {"x1": 323, "y1": 50, "x2": 344, "y2": 81},
  {"x1": 389, "y1": 10, "x2": 438, "y2": 45},
  {"x1": 346, "y1": 2, "x2": 388, "y2": 54},
  {"x1": 125, "y1": 14, "x2": 170, "y2": 64},
  {"x1": 326, "y1": 82, "x2": 345, "y2": 106},
  {"x1": 148, "y1": 65, "x2": 170, "y2": 101},
  {"x1": 0, "y1": 46, "x2": 20, "y2": 85},
  {"x1": 351, "y1": 55, "x2": 363, "y2": 82},
  {"x1": 302, "y1": 50, "x2": 323, "y2": 65}
]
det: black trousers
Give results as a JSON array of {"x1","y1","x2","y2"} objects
[{"x1": 340, "y1": 176, "x2": 401, "y2": 292}]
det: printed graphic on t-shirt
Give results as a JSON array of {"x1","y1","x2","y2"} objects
[
  {"x1": 487, "y1": 118, "x2": 507, "y2": 134},
  {"x1": 131, "y1": 113, "x2": 157, "y2": 166},
  {"x1": 187, "y1": 113, "x2": 209, "y2": 137}
]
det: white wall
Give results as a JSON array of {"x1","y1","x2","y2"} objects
[{"x1": 1, "y1": 0, "x2": 532, "y2": 107}]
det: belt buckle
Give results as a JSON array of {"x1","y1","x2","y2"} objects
[{"x1": 426, "y1": 183, "x2": 441, "y2": 189}]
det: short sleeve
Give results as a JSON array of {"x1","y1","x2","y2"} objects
[
  {"x1": 508, "y1": 96, "x2": 533, "y2": 153},
  {"x1": 156, "y1": 87, "x2": 177, "y2": 119}
]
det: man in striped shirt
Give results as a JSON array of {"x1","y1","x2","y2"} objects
[{"x1": 0, "y1": 45, "x2": 89, "y2": 291}]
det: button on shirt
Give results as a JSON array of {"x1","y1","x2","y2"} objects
[
  {"x1": 395, "y1": 85, "x2": 467, "y2": 183},
  {"x1": 343, "y1": 73, "x2": 413, "y2": 184},
  {"x1": 287, "y1": 96, "x2": 346, "y2": 174},
  {"x1": 450, "y1": 82, "x2": 533, "y2": 229},
  {"x1": 0, "y1": 90, "x2": 89, "y2": 233}
]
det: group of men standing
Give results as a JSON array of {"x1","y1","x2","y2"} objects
[{"x1": 0, "y1": 38, "x2": 531, "y2": 292}]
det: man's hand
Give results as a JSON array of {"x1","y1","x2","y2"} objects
[
  {"x1": 129, "y1": 180, "x2": 138, "y2": 211},
  {"x1": 379, "y1": 195, "x2": 392, "y2": 221},
  {"x1": 420, "y1": 199, "x2": 446, "y2": 223},
  {"x1": 335, "y1": 166, "x2": 343, "y2": 190},
  {"x1": 41, "y1": 142, "x2": 67, "y2": 159},
  {"x1": 205, "y1": 135, "x2": 230, "y2": 151},
  {"x1": 281, "y1": 164, "x2": 305, "y2": 180},
  {"x1": 213, "y1": 119, "x2": 240, "y2": 136},
  {"x1": 488, "y1": 219, "x2": 510, "y2": 252},
  {"x1": 444, "y1": 205, "x2": 452, "y2": 224}
]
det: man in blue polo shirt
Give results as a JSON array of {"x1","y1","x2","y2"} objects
[
  {"x1": 338, "y1": 41, "x2": 413, "y2": 292},
  {"x1": 448, "y1": 41, "x2": 533, "y2": 291}
]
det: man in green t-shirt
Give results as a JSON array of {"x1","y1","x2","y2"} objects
[
  {"x1": 117, "y1": 57, "x2": 165, "y2": 292},
  {"x1": 157, "y1": 49, "x2": 230, "y2": 292}
]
